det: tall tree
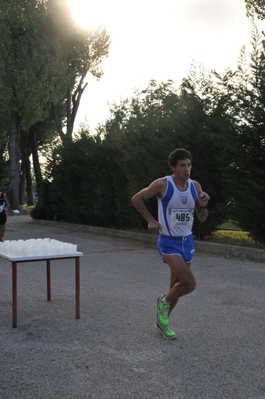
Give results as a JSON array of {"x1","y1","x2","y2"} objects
[
  {"x1": 0, "y1": 0, "x2": 110, "y2": 209},
  {"x1": 46, "y1": 0, "x2": 110, "y2": 143},
  {"x1": 230, "y1": 25, "x2": 265, "y2": 242},
  {"x1": 0, "y1": 0, "x2": 61, "y2": 209}
]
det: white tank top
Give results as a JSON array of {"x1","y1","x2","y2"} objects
[{"x1": 157, "y1": 176, "x2": 198, "y2": 237}]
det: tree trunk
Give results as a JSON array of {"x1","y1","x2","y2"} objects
[
  {"x1": 67, "y1": 77, "x2": 88, "y2": 138},
  {"x1": 25, "y1": 157, "x2": 34, "y2": 205},
  {"x1": 9, "y1": 112, "x2": 21, "y2": 211},
  {"x1": 19, "y1": 159, "x2": 25, "y2": 205},
  {"x1": 29, "y1": 125, "x2": 42, "y2": 193},
  {"x1": 53, "y1": 78, "x2": 88, "y2": 145},
  {"x1": 20, "y1": 148, "x2": 35, "y2": 206}
]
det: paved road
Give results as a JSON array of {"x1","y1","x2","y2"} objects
[{"x1": 0, "y1": 215, "x2": 264, "y2": 399}]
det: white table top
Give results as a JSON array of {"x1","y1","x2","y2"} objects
[
  {"x1": 0, "y1": 238, "x2": 83, "y2": 262},
  {"x1": 0, "y1": 252, "x2": 83, "y2": 262}
]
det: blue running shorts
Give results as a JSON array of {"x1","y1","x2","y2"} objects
[{"x1": 157, "y1": 234, "x2": 195, "y2": 263}]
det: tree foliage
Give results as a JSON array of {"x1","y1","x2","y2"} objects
[
  {"x1": 33, "y1": 78, "x2": 236, "y2": 239},
  {"x1": 245, "y1": 0, "x2": 265, "y2": 19},
  {"x1": 219, "y1": 25, "x2": 265, "y2": 243}
]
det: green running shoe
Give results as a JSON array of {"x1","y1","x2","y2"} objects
[
  {"x1": 156, "y1": 295, "x2": 169, "y2": 326},
  {"x1": 156, "y1": 322, "x2": 176, "y2": 340}
]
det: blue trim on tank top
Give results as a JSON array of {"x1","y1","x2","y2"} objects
[
  {"x1": 190, "y1": 180, "x2": 198, "y2": 203},
  {"x1": 161, "y1": 180, "x2": 174, "y2": 236}
]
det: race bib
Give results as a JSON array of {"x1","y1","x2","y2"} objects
[{"x1": 170, "y1": 208, "x2": 194, "y2": 227}]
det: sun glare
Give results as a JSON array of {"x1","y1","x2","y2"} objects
[
  {"x1": 67, "y1": 0, "x2": 164, "y2": 31},
  {"x1": 67, "y1": 0, "x2": 119, "y2": 29}
]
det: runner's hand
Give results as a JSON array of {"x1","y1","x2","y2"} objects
[
  {"x1": 148, "y1": 220, "x2": 162, "y2": 234},
  {"x1": 197, "y1": 189, "x2": 210, "y2": 208}
]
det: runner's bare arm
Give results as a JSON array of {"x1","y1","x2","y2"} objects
[
  {"x1": 131, "y1": 178, "x2": 166, "y2": 234},
  {"x1": 193, "y1": 180, "x2": 210, "y2": 223}
]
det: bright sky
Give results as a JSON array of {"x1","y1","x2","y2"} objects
[{"x1": 67, "y1": 0, "x2": 264, "y2": 131}]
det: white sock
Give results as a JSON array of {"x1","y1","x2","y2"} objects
[{"x1": 161, "y1": 296, "x2": 170, "y2": 305}]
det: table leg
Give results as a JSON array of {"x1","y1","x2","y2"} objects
[
  {"x1": 75, "y1": 257, "x2": 80, "y2": 319},
  {"x1": 12, "y1": 262, "x2": 17, "y2": 328},
  {"x1": 46, "y1": 260, "x2": 51, "y2": 301}
]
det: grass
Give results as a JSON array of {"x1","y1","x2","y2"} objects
[
  {"x1": 205, "y1": 229, "x2": 265, "y2": 249},
  {"x1": 218, "y1": 220, "x2": 240, "y2": 229},
  {"x1": 209, "y1": 219, "x2": 265, "y2": 249}
]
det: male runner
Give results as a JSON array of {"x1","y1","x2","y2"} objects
[{"x1": 131, "y1": 148, "x2": 210, "y2": 339}]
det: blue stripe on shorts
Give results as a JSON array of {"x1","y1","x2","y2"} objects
[{"x1": 157, "y1": 234, "x2": 195, "y2": 263}]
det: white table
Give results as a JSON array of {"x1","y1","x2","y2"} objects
[{"x1": 0, "y1": 248, "x2": 83, "y2": 328}]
